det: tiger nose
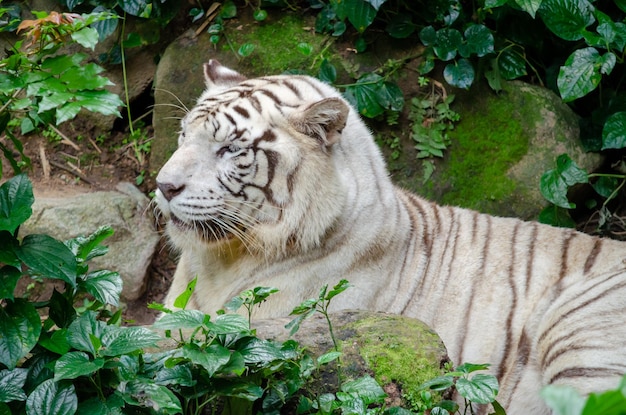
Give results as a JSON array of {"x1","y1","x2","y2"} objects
[{"x1": 157, "y1": 181, "x2": 185, "y2": 201}]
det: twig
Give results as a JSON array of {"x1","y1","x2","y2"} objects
[
  {"x1": 49, "y1": 159, "x2": 96, "y2": 186},
  {"x1": 194, "y1": 2, "x2": 221, "y2": 37},
  {"x1": 39, "y1": 142, "x2": 50, "y2": 180},
  {"x1": 47, "y1": 124, "x2": 80, "y2": 151},
  {"x1": 88, "y1": 137, "x2": 102, "y2": 154}
]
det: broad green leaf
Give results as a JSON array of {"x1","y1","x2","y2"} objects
[
  {"x1": 238, "y1": 43, "x2": 256, "y2": 57},
  {"x1": 207, "y1": 314, "x2": 250, "y2": 334},
  {"x1": 296, "y1": 42, "x2": 314, "y2": 56},
  {"x1": 541, "y1": 385, "x2": 586, "y2": 415},
  {"x1": 460, "y1": 24, "x2": 494, "y2": 58},
  {"x1": 16, "y1": 234, "x2": 77, "y2": 288},
  {"x1": 38, "y1": 92, "x2": 75, "y2": 113},
  {"x1": 341, "y1": 375, "x2": 386, "y2": 405},
  {"x1": 0, "y1": 299, "x2": 41, "y2": 369},
  {"x1": 485, "y1": 0, "x2": 509, "y2": 8},
  {"x1": 67, "y1": 311, "x2": 106, "y2": 355},
  {"x1": 26, "y1": 380, "x2": 77, "y2": 415},
  {"x1": 434, "y1": 28, "x2": 463, "y2": 61},
  {"x1": 455, "y1": 362, "x2": 490, "y2": 373},
  {"x1": 325, "y1": 279, "x2": 350, "y2": 301},
  {"x1": 55, "y1": 104, "x2": 82, "y2": 125},
  {"x1": 100, "y1": 326, "x2": 160, "y2": 356},
  {"x1": 498, "y1": 47, "x2": 528, "y2": 79},
  {"x1": 253, "y1": 9, "x2": 268, "y2": 21},
  {"x1": 65, "y1": 225, "x2": 113, "y2": 262},
  {"x1": 456, "y1": 374, "x2": 499, "y2": 404},
  {"x1": 60, "y1": 64, "x2": 110, "y2": 90},
  {"x1": 419, "y1": 26, "x2": 437, "y2": 47},
  {"x1": 119, "y1": 0, "x2": 152, "y2": 18},
  {"x1": 238, "y1": 337, "x2": 283, "y2": 364},
  {"x1": 318, "y1": 59, "x2": 337, "y2": 84},
  {"x1": 0, "y1": 266, "x2": 20, "y2": 301},
  {"x1": 76, "y1": 395, "x2": 124, "y2": 415},
  {"x1": 386, "y1": 14, "x2": 415, "y2": 39},
  {"x1": 91, "y1": 13, "x2": 118, "y2": 41},
  {"x1": 601, "y1": 111, "x2": 626, "y2": 150},
  {"x1": 153, "y1": 365, "x2": 196, "y2": 387},
  {"x1": 79, "y1": 270, "x2": 122, "y2": 306},
  {"x1": 616, "y1": 0, "x2": 626, "y2": 12},
  {"x1": 153, "y1": 309, "x2": 207, "y2": 330},
  {"x1": 346, "y1": 73, "x2": 385, "y2": 118},
  {"x1": 220, "y1": 1, "x2": 238, "y2": 18},
  {"x1": 118, "y1": 379, "x2": 182, "y2": 413},
  {"x1": 182, "y1": 343, "x2": 231, "y2": 376},
  {"x1": 71, "y1": 27, "x2": 99, "y2": 50},
  {"x1": 582, "y1": 387, "x2": 626, "y2": 415},
  {"x1": 0, "y1": 174, "x2": 34, "y2": 234},
  {"x1": 599, "y1": 52, "x2": 616, "y2": 75},
  {"x1": 213, "y1": 380, "x2": 264, "y2": 400},
  {"x1": 444, "y1": 59, "x2": 475, "y2": 89},
  {"x1": 70, "y1": 90, "x2": 124, "y2": 116},
  {"x1": 377, "y1": 81, "x2": 404, "y2": 112},
  {"x1": 38, "y1": 329, "x2": 71, "y2": 355},
  {"x1": 41, "y1": 54, "x2": 86, "y2": 75},
  {"x1": 591, "y1": 176, "x2": 621, "y2": 199},
  {"x1": 0, "y1": 368, "x2": 27, "y2": 403},
  {"x1": 419, "y1": 375, "x2": 455, "y2": 391},
  {"x1": 540, "y1": 154, "x2": 589, "y2": 208},
  {"x1": 345, "y1": 0, "x2": 377, "y2": 33},
  {"x1": 317, "y1": 351, "x2": 342, "y2": 365},
  {"x1": 538, "y1": 0, "x2": 595, "y2": 41},
  {"x1": 54, "y1": 352, "x2": 105, "y2": 381},
  {"x1": 514, "y1": 0, "x2": 543, "y2": 17},
  {"x1": 173, "y1": 276, "x2": 197, "y2": 309},
  {"x1": 48, "y1": 289, "x2": 76, "y2": 329},
  {"x1": 557, "y1": 47, "x2": 603, "y2": 102}
]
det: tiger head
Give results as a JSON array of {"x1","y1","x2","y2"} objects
[{"x1": 155, "y1": 60, "x2": 355, "y2": 257}]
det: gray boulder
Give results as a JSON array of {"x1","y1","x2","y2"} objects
[{"x1": 21, "y1": 182, "x2": 159, "y2": 301}]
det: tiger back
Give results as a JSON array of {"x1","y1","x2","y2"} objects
[{"x1": 155, "y1": 60, "x2": 626, "y2": 414}]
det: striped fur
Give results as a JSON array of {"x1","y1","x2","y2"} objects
[{"x1": 155, "y1": 60, "x2": 626, "y2": 414}]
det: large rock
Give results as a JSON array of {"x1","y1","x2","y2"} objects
[
  {"x1": 21, "y1": 182, "x2": 159, "y2": 301},
  {"x1": 388, "y1": 80, "x2": 602, "y2": 220}
]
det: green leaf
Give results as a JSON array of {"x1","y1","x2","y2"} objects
[
  {"x1": 364, "y1": 0, "x2": 386, "y2": 10},
  {"x1": 0, "y1": 174, "x2": 34, "y2": 234},
  {"x1": 220, "y1": 1, "x2": 238, "y2": 18},
  {"x1": 325, "y1": 279, "x2": 350, "y2": 301},
  {"x1": 601, "y1": 111, "x2": 626, "y2": 150},
  {"x1": 318, "y1": 59, "x2": 337, "y2": 84},
  {"x1": 557, "y1": 47, "x2": 603, "y2": 102},
  {"x1": 377, "y1": 82, "x2": 404, "y2": 112},
  {"x1": 538, "y1": 0, "x2": 595, "y2": 41},
  {"x1": 153, "y1": 365, "x2": 196, "y2": 387},
  {"x1": 173, "y1": 276, "x2": 197, "y2": 309},
  {"x1": 419, "y1": 26, "x2": 436, "y2": 46},
  {"x1": 591, "y1": 176, "x2": 621, "y2": 199},
  {"x1": 153, "y1": 309, "x2": 207, "y2": 330},
  {"x1": 582, "y1": 386, "x2": 626, "y2": 415},
  {"x1": 182, "y1": 343, "x2": 231, "y2": 376},
  {"x1": 117, "y1": 378, "x2": 182, "y2": 413},
  {"x1": 208, "y1": 313, "x2": 250, "y2": 334},
  {"x1": 100, "y1": 326, "x2": 161, "y2": 357},
  {"x1": 455, "y1": 362, "x2": 490, "y2": 374},
  {"x1": 498, "y1": 47, "x2": 527, "y2": 79},
  {"x1": 38, "y1": 329, "x2": 71, "y2": 355},
  {"x1": 16, "y1": 234, "x2": 77, "y2": 288},
  {"x1": 419, "y1": 375, "x2": 455, "y2": 391},
  {"x1": 53, "y1": 352, "x2": 105, "y2": 381},
  {"x1": 48, "y1": 289, "x2": 76, "y2": 329},
  {"x1": 0, "y1": 266, "x2": 20, "y2": 301},
  {"x1": 0, "y1": 368, "x2": 27, "y2": 403},
  {"x1": 67, "y1": 311, "x2": 106, "y2": 355},
  {"x1": 541, "y1": 385, "x2": 586, "y2": 415},
  {"x1": 238, "y1": 337, "x2": 284, "y2": 365},
  {"x1": 434, "y1": 28, "x2": 463, "y2": 61},
  {"x1": 79, "y1": 270, "x2": 122, "y2": 306},
  {"x1": 540, "y1": 154, "x2": 589, "y2": 209},
  {"x1": 65, "y1": 225, "x2": 114, "y2": 262},
  {"x1": 118, "y1": 0, "x2": 152, "y2": 18},
  {"x1": 341, "y1": 375, "x2": 386, "y2": 405},
  {"x1": 317, "y1": 351, "x2": 342, "y2": 365},
  {"x1": 0, "y1": 299, "x2": 41, "y2": 369},
  {"x1": 386, "y1": 14, "x2": 415, "y2": 39},
  {"x1": 26, "y1": 380, "x2": 77, "y2": 415},
  {"x1": 443, "y1": 59, "x2": 475, "y2": 89},
  {"x1": 253, "y1": 9, "x2": 267, "y2": 21},
  {"x1": 460, "y1": 24, "x2": 494, "y2": 58},
  {"x1": 346, "y1": 73, "x2": 385, "y2": 118},
  {"x1": 238, "y1": 43, "x2": 256, "y2": 57},
  {"x1": 296, "y1": 42, "x2": 314, "y2": 56},
  {"x1": 71, "y1": 27, "x2": 99, "y2": 50},
  {"x1": 456, "y1": 374, "x2": 499, "y2": 404},
  {"x1": 513, "y1": 0, "x2": 543, "y2": 18},
  {"x1": 345, "y1": 0, "x2": 377, "y2": 33}
]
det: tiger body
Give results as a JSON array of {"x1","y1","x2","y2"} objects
[{"x1": 155, "y1": 60, "x2": 626, "y2": 414}]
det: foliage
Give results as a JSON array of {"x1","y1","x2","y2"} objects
[
  {"x1": 541, "y1": 374, "x2": 626, "y2": 415},
  {"x1": 0, "y1": 9, "x2": 123, "y2": 179}
]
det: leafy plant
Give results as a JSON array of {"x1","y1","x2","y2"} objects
[
  {"x1": 541, "y1": 374, "x2": 626, "y2": 415},
  {"x1": 0, "y1": 9, "x2": 123, "y2": 178}
]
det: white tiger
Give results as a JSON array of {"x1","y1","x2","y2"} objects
[{"x1": 155, "y1": 60, "x2": 626, "y2": 414}]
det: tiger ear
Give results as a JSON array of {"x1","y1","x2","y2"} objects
[
  {"x1": 203, "y1": 59, "x2": 246, "y2": 88},
  {"x1": 290, "y1": 98, "x2": 349, "y2": 147}
]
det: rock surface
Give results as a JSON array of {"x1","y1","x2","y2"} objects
[{"x1": 21, "y1": 182, "x2": 159, "y2": 301}]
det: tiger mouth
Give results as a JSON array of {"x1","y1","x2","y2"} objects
[{"x1": 170, "y1": 214, "x2": 233, "y2": 242}]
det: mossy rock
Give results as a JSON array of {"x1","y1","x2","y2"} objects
[
  {"x1": 253, "y1": 310, "x2": 450, "y2": 411},
  {"x1": 386, "y1": 80, "x2": 603, "y2": 220}
]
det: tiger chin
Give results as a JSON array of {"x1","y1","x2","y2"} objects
[{"x1": 155, "y1": 59, "x2": 626, "y2": 414}]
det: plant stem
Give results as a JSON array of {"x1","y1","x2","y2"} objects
[{"x1": 120, "y1": 12, "x2": 134, "y2": 135}]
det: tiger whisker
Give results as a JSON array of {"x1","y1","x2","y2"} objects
[{"x1": 153, "y1": 88, "x2": 189, "y2": 113}]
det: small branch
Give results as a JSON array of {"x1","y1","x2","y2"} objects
[
  {"x1": 47, "y1": 124, "x2": 80, "y2": 151},
  {"x1": 49, "y1": 159, "x2": 96, "y2": 186},
  {"x1": 194, "y1": 2, "x2": 221, "y2": 37},
  {"x1": 39, "y1": 142, "x2": 50, "y2": 180}
]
